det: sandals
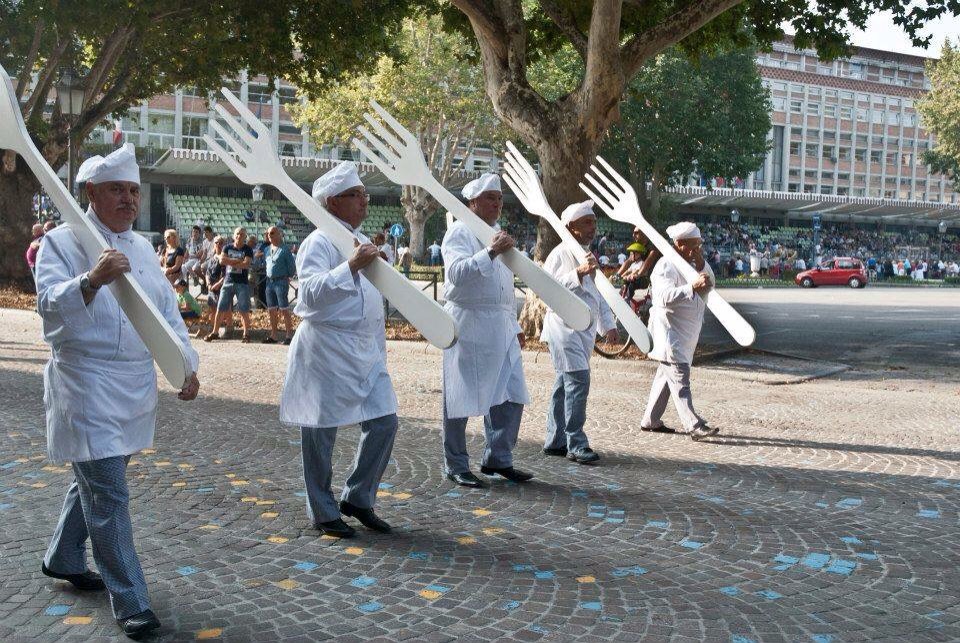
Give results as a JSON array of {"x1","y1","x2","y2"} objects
[
  {"x1": 203, "y1": 333, "x2": 218, "y2": 342},
  {"x1": 241, "y1": 335, "x2": 251, "y2": 343},
  {"x1": 262, "y1": 337, "x2": 277, "y2": 344}
]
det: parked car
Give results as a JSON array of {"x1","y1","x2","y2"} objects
[{"x1": 795, "y1": 257, "x2": 868, "y2": 288}]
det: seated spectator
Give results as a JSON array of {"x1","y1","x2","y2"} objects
[
  {"x1": 181, "y1": 225, "x2": 205, "y2": 283},
  {"x1": 160, "y1": 229, "x2": 185, "y2": 285},
  {"x1": 174, "y1": 279, "x2": 201, "y2": 322},
  {"x1": 397, "y1": 243, "x2": 412, "y2": 278}
]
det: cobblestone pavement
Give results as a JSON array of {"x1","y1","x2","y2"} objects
[{"x1": 0, "y1": 305, "x2": 958, "y2": 642}]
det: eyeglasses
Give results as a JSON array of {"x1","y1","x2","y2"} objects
[{"x1": 334, "y1": 191, "x2": 370, "y2": 202}]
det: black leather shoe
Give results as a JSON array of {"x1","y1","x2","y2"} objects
[
  {"x1": 41, "y1": 562, "x2": 105, "y2": 591},
  {"x1": 340, "y1": 501, "x2": 391, "y2": 533},
  {"x1": 117, "y1": 609, "x2": 161, "y2": 639},
  {"x1": 316, "y1": 518, "x2": 356, "y2": 538},
  {"x1": 446, "y1": 471, "x2": 488, "y2": 488},
  {"x1": 542, "y1": 447, "x2": 568, "y2": 456},
  {"x1": 567, "y1": 448, "x2": 601, "y2": 464},
  {"x1": 641, "y1": 424, "x2": 677, "y2": 434},
  {"x1": 690, "y1": 425, "x2": 719, "y2": 441},
  {"x1": 479, "y1": 466, "x2": 534, "y2": 483}
]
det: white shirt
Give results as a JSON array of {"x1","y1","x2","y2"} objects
[
  {"x1": 380, "y1": 242, "x2": 396, "y2": 265},
  {"x1": 647, "y1": 259, "x2": 714, "y2": 365},
  {"x1": 35, "y1": 208, "x2": 199, "y2": 463},
  {"x1": 279, "y1": 224, "x2": 397, "y2": 428},
  {"x1": 540, "y1": 244, "x2": 616, "y2": 372},
  {"x1": 440, "y1": 221, "x2": 529, "y2": 419}
]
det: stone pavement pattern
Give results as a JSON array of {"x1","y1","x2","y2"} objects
[{"x1": 0, "y1": 306, "x2": 958, "y2": 642}]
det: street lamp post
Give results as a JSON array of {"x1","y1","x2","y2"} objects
[
  {"x1": 939, "y1": 220, "x2": 948, "y2": 265},
  {"x1": 55, "y1": 68, "x2": 85, "y2": 197}
]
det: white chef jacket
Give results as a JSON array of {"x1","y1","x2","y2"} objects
[
  {"x1": 646, "y1": 259, "x2": 715, "y2": 365},
  {"x1": 539, "y1": 244, "x2": 616, "y2": 373},
  {"x1": 279, "y1": 224, "x2": 397, "y2": 428},
  {"x1": 35, "y1": 208, "x2": 199, "y2": 464},
  {"x1": 441, "y1": 221, "x2": 529, "y2": 419}
]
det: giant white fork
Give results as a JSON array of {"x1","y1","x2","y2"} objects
[
  {"x1": 579, "y1": 156, "x2": 756, "y2": 346},
  {"x1": 201, "y1": 88, "x2": 457, "y2": 350},
  {"x1": 351, "y1": 101, "x2": 592, "y2": 332},
  {"x1": 500, "y1": 141, "x2": 652, "y2": 353},
  {"x1": 0, "y1": 65, "x2": 190, "y2": 387}
]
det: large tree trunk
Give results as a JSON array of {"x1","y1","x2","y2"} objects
[
  {"x1": 0, "y1": 156, "x2": 41, "y2": 288},
  {"x1": 401, "y1": 185, "x2": 438, "y2": 262}
]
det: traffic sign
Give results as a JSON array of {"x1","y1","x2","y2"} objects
[
  {"x1": 389, "y1": 223, "x2": 405, "y2": 238},
  {"x1": 812, "y1": 213, "x2": 822, "y2": 230}
]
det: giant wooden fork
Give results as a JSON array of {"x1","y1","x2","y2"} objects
[
  {"x1": 201, "y1": 88, "x2": 457, "y2": 350},
  {"x1": 0, "y1": 64, "x2": 191, "y2": 387},
  {"x1": 579, "y1": 157, "x2": 756, "y2": 346},
  {"x1": 500, "y1": 141, "x2": 653, "y2": 353},
  {"x1": 351, "y1": 101, "x2": 592, "y2": 332}
]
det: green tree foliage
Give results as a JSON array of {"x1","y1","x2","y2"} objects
[
  {"x1": 292, "y1": 13, "x2": 502, "y2": 259},
  {"x1": 917, "y1": 40, "x2": 960, "y2": 189}
]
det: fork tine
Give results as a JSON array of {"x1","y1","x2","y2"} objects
[
  {"x1": 351, "y1": 137, "x2": 387, "y2": 168},
  {"x1": 208, "y1": 120, "x2": 250, "y2": 155},
  {"x1": 503, "y1": 150, "x2": 535, "y2": 191},
  {"x1": 588, "y1": 163, "x2": 624, "y2": 199},
  {"x1": 584, "y1": 171, "x2": 618, "y2": 207},
  {"x1": 202, "y1": 135, "x2": 246, "y2": 173},
  {"x1": 368, "y1": 100, "x2": 418, "y2": 146},
  {"x1": 356, "y1": 125, "x2": 400, "y2": 166},
  {"x1": 501, "y1": 173, "x2": 531, "y2": 211},
  {"x1": 219, "y1": 88, "x2": 272, "y2": 139},
  {"x1": 500, "y1": 165, "x2": 528, "y2": 201},
  {"x1": 505, "y1": 141, "x2": 537, "y2": 183},
  {"x1": 595, "y1": 155, "x2": 631, "y2": 192},
  {"x1": 212, "y1": 104, "x2": 258, "y2": 150},
  {"x1": 362, "y1": 113, "x2": 405, "y2": 156},
  {"x1": 578, "y1": 182, "x2": 612, "y2": 215}
]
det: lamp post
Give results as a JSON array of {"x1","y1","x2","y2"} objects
[
  {"x1": 55, "y1": 68, "x2": 85, "y2": 196},
  {"x1": 251, "y1": 184, "x2": 264, "y2": 229},
  {"x1": 939, "y1": 220, "x2": 948, "y2": 264}
]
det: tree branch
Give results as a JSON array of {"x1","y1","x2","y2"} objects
[
  {"x1": 579, "y1": 0, "x2": 625, "y2": 128},
  {"x1": 449, "y1": 0, "x2": 507, "y2": 60},
  {"x1": 538, "y1": 0, "x2": 587, "y2": 59},
  {"x1": 84, "y1": 26, "x2": 136, "y2": 106},
  {"x1": 24, "y1": 36, "x2": 70, "y2": 122},
  {"x1": 620, "y1": 0, "x2": 746, "y2": 79},
  {"x1": 15, "y1": 21, "x2": 45, "y2": 100}
]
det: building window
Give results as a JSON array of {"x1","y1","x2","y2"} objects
[
  {"x1": 837, "y1": 147, "x2": 851, "y2": 161},
  {"x1": 856, "y1": 108, "x2": 868, "y2": 122},
  {"x1": 808, "y1": 103, "x2": 820, "y2": 116},
  {"x1": 838, "y1": 172, "x2": 850, "y2": 181},
  {"x1": 804, "y1": 169, "x2": 817, "y2": 179},
  {"x1": 904, "y1": 113, "x2": 917, "y2": 126},
  {"x1": 790, "y1": 141, "x2": 802, "y2": 156},
  {"x1": 822, "y1": 145, "x2": 835, "y2": 160},
  {"x1": 870, "y1": 150, "x2": 882, "y2": 163},
  {"x1": 788, "y1": 183, "x2": 800, "y2": 192},
  {"x1": 889, "y1": 112, "x2": 901, "y2": 125},
  {"x1": 885, "y1": 151, "x2": 898, "y2": 165},
  {"x1": 848, "y1": 62, "x2": 865, "y2": 79},
  {"x1": 824, "y1": 104, "x2": 837, "y2": 117},
  {"x1": 871, "y1": 110, "x2": 884, "y2": 124},
  {"x1": 790, "y1": 100, "x2": 803, "y2": 114},
  {"x1": 854, "y1": 148, "x2": 867, "y2": 162},
  {"x1": 806, "y1": 143, "x2": 819, "y2": 157},
  {"x1": 840, "y1": 106, "x2": 853, "y2": 119}
]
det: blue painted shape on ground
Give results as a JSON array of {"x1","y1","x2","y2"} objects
[
  {"x1": 731, "y1": 635, "x2": 757, "y2": 643},
  {"x1": 720, "y1": 586, "x2": 741, "y2": 596},
  {"x1": 600, "y1": 614, "x2": 623, "y2": 623},
  {"x1": 647, "y1": 520, "x2": 669, "y2": 528},
  {"x1": 22, "y1": 472, "x2": 41, "y2": 479},
  {"x1": 836, "y1": 497, "x2": 862, "y2": 508},
  {"x1": 588, "y1": 504, "x2": 606, "y2": 510},
  {"x1": 840, "y1": 536, "x2": 862, "y2": 545},
  {"x1": 814, "y1": 502, "x2": 829, "y2": 508},
  {"x1": 605, "y1": 484, "x2": 622, "y2": 491},
  {"x1": 607, "y1": 509, "x2": 624, "y2": 515},
  {"x1": 612, "y1": 566, "x2": 647, "y2": 577},
  {"x1": 926, "y1": 611, "x2": 944, "y2": 618},
  {"x1": 700, "y1": 495, "x2": 726, "y2": 505},
  {"x1": 773, "y1": 564, "x2": 792, "y2": 571},
  {"x1": 680, "y1": 538, "x2": 705, "y2": 549},
  {"x1": 741, "y1": 509, "x2": 754, "y2": 515},
  {"x1": 502, "y1": 600, "x2": 521, "y2": 610},
  {"x1": 44, "y1": 604, "x2": 71, "y2": 616},
  {"x1": 801, "y1": 553, "x2": 831, "y2": 569},
  {"x1": 196, "y1": 487, "x2": 214, "y2": 493},
  {"x1": 528, "y1": 625, "x2": 550, "y2": 634},
  {"x1": 755, "y1": 589, "x2": 783, "y2": 600},
  {"x1": 445, "y1": 491, "x2": 461, "y2": 498},
  {"x1": 605, "y1": 517, "x2": 624, "y2": 524},
  {"x1": 826, "y1": 559, "x2": 856, "y2": 575},
  {"x1": 587, "y1": 512, "x2": 605, "y2": 518},
  {"x1": 357, "y1": 601, "x2": 382, "y2": 613},
  {"x1": 377, "y1": 482, "x2": 394, "y2": 489},
  {"x1": 176, "y1": 566, "x2": 198, "y2": 576},
  {"x1": 409, "y1": 552, "x2": 429, "y2": 560},
  {"x1": 1, "y1": 461, "x2": 20, "y2": 469},
  {"x1": 0, "y1": 503, "x2": 14, "y2": 511},
  {"x1": 350, "y1": 575, "x2": 376, "y2": 588},
  {"x1": 288, "y1": 440, "x2": 300, "y2": 445},
  {"x1": 855, "y1": 552, "x2": 877, "y2": 560},
  {"x1": 580, "y1": 601, "x2": 602, "y2": 611},
  {"x1": 810, "y1": 635, "x2": 833, "y2": 643},
  {"x1": 774, "y1": 554, "x2": 799, "y2": 565},
  {"x1": 424, "y1": 584, "x2": 450, "y2": 593},
  {"x1": 293, "y1": 562, "x2": 318, "y2": 572},
  {"x1": 917, "y1": 509, "x2": 941, "y2": 519},
  {"x1": 534, "y1": 571, "x2": 555, "y2": 580},
  {"x1": 293, "y1": 491, "x2": 307, "y2": 498},
  {"x1": 571, "y1": 490, "x2": 588, "y2": 498},
  {"x1": 513, "y1": 564, "x2": 535, "y2": 572}
]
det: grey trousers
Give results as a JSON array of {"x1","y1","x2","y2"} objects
[
  {"x1": 641, "y1": 361, "x2": 705, "y2": 432},
  {"x1": 442, "y1": 400, "x2": 523, "y2": 474},
  {"x1": 545, "y1": 369, "x2": 591, "y2": 453},
  {"x1": 300, "y1": 413, "x2": 398, "y2": 525},
  {"x1": 44, "y1": 456, "x2": 150, "y2": 620}
]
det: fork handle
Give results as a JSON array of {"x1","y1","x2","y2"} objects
[
  {"x1": 274, "y1": 175, "x2": 458, "y2": 349},
  {"x1": 426, "y1": 179, "x2": 592, "y2": 332}
]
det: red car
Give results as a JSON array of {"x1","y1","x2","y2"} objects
[{"x1": 795, "y1": 257, "x2": 868, "y2": 288}]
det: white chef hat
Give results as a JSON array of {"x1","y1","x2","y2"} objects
[
  {"x1": 312, "y1": 161, "x2": 363, "y2": 204},
  {"x1": 666, "y1": 221, "x2": 701, "y2": 241},
  {"x1": 560, "y1": 200, "x2": 595, "y2": 224},
  {"x1": 461, "y1": 173, "x2": 501, "y2": 200},
  {"x1": 76, "y1": 143, "x2": 140, "y2": 185}
]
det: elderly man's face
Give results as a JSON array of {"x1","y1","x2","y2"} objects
[
  {"x1": 675, "y1": 237, "x2": 703, "y2": 264},
  {"x1": 470, "y1": 190, "x2": 502, "y2": 226},
  {"x1": 567, "y1": 216, "x2": 597, "y2": 246},
  {"x1": 267, "y1": 228, "x2": 283, "y2": 245},
  {"x1": 86, "y1": 181, "x2": 140, "y2": 233},
  {"x1": 31, "y1": 223, "x2": 43, "y2": 237},
  {"x1": 233, "y1": 228, "x2": 247, "y2": 247},
  {"x1": 327, "y1": 186, "x2": 368, "y2": 229}
]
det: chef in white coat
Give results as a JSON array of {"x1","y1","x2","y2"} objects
[
  {"x1": 279, "y1": 162, "x2": 398, "y2": 538},
  {"x1": 540, "y1": 200, "x2": 617, "y2": 464},
  {"x1": 441, "y1": 173, "x2": 533, "y2": 488},
  {"x1": 35, "y1": 143, "x2": 200, "y2": 639},
  {"x1": 640, "y1": 222, "x2": 718, "y2": 441}
]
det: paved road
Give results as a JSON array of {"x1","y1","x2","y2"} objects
[
  {"x1": 0, "y1": 305, "x2": 957, "y2": 642},
  {"x1": 701, "y1": 287, "x2": 960, "y2": 372}
]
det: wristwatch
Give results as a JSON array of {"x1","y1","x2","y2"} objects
[{"x1": 79, "y1": 272, "x2": 101, "y2": 294}]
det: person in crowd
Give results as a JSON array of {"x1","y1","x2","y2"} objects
[
  {"x1": 248, "y1": 233, "x2": 268, "y2": 309},
  {"x1": 205, "y1": 227, "x2": 253, "y2": 343},
  {"x1": 35, "y1": 143, "x2": 199, "y2": 638},
  {"x1": 640, "y1": 222, "x2": 717, "y2": 441},
  {"x1": 173, "y1": 279, "x2": 201, "y2": 326},
  {"x1": 427, "y1": 239, "x2": 442, "y2": 266},
  {"x1": 181, "y1": 225, "x2": 205, "y2": 284},
  {"x1": 440, "y1": 173, "x2": 533, "y2": 488},
  {"x1": 263, "y1": 226, "x2": 296, "y2": 345},
  {"x1": 540, "y1": 200, "x2": 618, "y2": 465},
  {"x1": 279, "y1": 162, "x2": 398, "y2": 538},
  {"x1": 25, "y1": 222, "x2": 44, "y2": 278},
  {"x1": 398, "y1": 242, "x2": 413, "y2": 278},
  {"x1": 377, "y1": 232, "x2": 396, "y2": 265},
  {"x1": 199, "y1": 236, "x2": 230, "y2": 338},
  {"x1": 160, "y1": 229, "x2": 185, "y2": 285}
]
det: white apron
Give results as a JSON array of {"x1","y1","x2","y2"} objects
[{"x1": 440, "y1": 221, "x2": 529, "y2": 419}]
